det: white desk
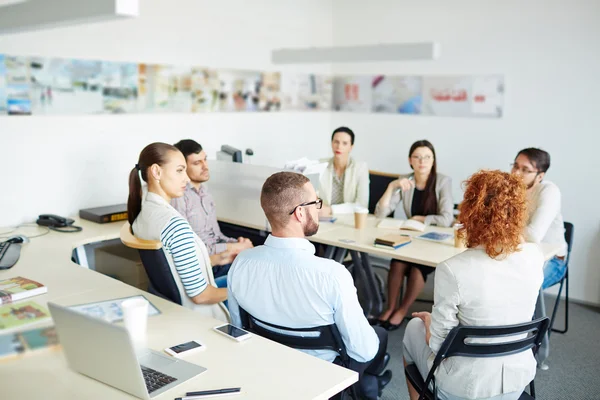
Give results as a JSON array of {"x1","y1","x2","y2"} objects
[
  {"x1": 207, "y1": 161, "x2": 564, "y2": 316},
  {"x1": 0, "y1": 219, "x2": 357, "y2": 400}
]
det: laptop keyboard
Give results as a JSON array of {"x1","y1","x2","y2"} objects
[{"x1": 141, "y1": 366, "x2": 178, "y2": 393}]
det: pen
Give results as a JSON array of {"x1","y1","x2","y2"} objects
[{"x1": 175, "y1": 387, "x2": 242, "y2": 400}]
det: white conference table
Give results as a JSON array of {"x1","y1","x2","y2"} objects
[
  {"x1": 207, "y1": 161, "x2": 564, "y2": 317},
  {"x1": 0, "y1": 219, "x2": 357, "y2": 400}
]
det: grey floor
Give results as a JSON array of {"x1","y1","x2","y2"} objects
[{"x1": 367, "y1": 268, "x2": 600, "y2": 400}]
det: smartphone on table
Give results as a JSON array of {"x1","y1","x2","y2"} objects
[
  {"x1": 213, "y1": 324, "x2": 252, "y2": 342},
  {"x1": 164, "y1": 339, "x2": 205, "y2": 357}
]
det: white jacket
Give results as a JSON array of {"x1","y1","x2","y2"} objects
[
  {"x1": 318, "y1": 157, "x2": 369, "y2": 211},
  {"x1": 429, "y1": 244, "x2": 544, "y2": 399}
]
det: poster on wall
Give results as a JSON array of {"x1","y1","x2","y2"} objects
[
  {"x1": 258, "y1": 72, "x2": 281, "y2": 112},
  {"x1": 332, "y1": 76, "x2": 373, "y2": 112},
  {"x1": 372, "y1": 75, "x2": 422, "y2": 114},
  {"x1": 138, "y1": 64, "x2": 192, "y2": 113},
  {"x1": 190, "y1": 67, "x2": 220, "y2": 113},
  {"x1": 471, "y1": 75, "x2": 504, "y2": 117},
  {"x1": 216, "y1": 70, "x2": 261, "y2": 112},
  {"x1": 422, "y1": 76, "x2": 473, "y2": 118},
  {"x1": 280, "y1": 73, "x2": 333, "y2": 111},
  {"x1": 5, "y1": 56, "x2": 31, "y2": 115},
  {"x1": 101, "y1": 62, "x2": 138, "y2": 114},
  {"x1": 0, "y1": 55, "x2": 6, "y2": 115},
  {"x1": 30, "y1": 57, "x2": 104, "y2": 115}
]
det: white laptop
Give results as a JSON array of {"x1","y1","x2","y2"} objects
[{"x1": 48, "y1": 302, "x2": 206, "y2": 399}]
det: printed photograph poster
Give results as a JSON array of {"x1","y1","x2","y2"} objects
[
  {"x1": 332, "y1": 76, "x2": 373, "y2": 112},
  {"x1": 471, "y1": 75, "x2": 504, "y2": 118},
  {"x1": 5, "y1": 56, "x2": 31, "y2": 115},
  {"x1": 101, "y1": 62, "x2": 138, "y2": 114},
  {"x1": 258, "y1": 72, "x2": 281, "y2": 112},
  {"x1": 0, "y1": 55, "x2": 6, "y2": 115},
  {"x1": 190, "y1": 67, "x2": 220, "y2": 113},
  {"x1": 372, "y1": 75, "x2": 422, "y2": 114},
  {"x1": 5, "y1": 55, "x2": 30, "y2": 85},
  {"x1": 280, "y1": 73, "x2": 333, "y2": 111},
  {"x1": 30, "y1": 57, "x2": 104, "y2": 115},
  {"x1": 138, "y1": 64, "x2": 193, "y2": 113},
  {"x1": 217, "y1": 70, "x2": 261, "y2": 112},
  {"x1": 422, "y1": 76, "x2": 473, "y2": 118}
]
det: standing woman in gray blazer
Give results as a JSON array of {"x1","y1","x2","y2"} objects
[{"x1": 374, "y1": 140, "x2": 454, "y2": 330}]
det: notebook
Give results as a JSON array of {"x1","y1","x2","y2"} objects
[
  {"x1": 414, "y1": 232, "x2": 453, "y2": 243},
  {"x1": 374, "y1": 234, "x2": 412, "y2": 250},
  {"x1": 0, "y1": 277, "x2": 47, "y2": 305},
  {"x1": 377, "y1": 219, "x2": 426, "y2": 232}
]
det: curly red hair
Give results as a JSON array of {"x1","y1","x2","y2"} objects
[{"x1": 458, "y1": 170, "x2": 527, "y2": 259}]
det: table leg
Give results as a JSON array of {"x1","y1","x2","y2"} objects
[
  {"x1": 323, "y1": 245, "x2": 336, "y2": 259},
  {"x1": 358, "y1": 251, "x2": 383, "y2": 316}
]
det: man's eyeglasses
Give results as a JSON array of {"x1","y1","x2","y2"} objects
[
  {"x1": 411, "y1": 155, "x2": 433, "y2": 162},
  {"x1": 510, "y1": 163, "x2": 538, "y2": 175},
  {"x1": 289, "y1": 198, "x2": 323, "y2": 215}
]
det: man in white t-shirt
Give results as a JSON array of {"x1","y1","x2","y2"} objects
[
  {"x1": 511, "y1": 148, "x2": 568, "y2": 365},
  {"x1": 511, "y1": 148, "x2": 568, "y2": 288}
]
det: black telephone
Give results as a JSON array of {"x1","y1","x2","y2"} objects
[
  {"x1": 37, "y1": 214, "x2": 74, "y2": 228},
  {"x1": 37, "y1": 214, "x2": 82, "y2": 232}
]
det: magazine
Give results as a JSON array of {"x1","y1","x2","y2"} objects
[
  {"x1": 69, "y1": 295, "x2": 160, "y2": 323},
  {"x1": 0, "y1": 301, "x2": 51, "y2": 330},
  {"x1": 0, "y1": 326, "x2": 59, "y2": 361}
]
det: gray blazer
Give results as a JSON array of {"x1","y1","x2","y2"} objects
[{"x1": 374, "y1": 173, "x2": 454, "y2": 227}]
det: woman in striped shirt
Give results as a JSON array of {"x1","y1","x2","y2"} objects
[{"x1": 128, "y1": 142, "x2": 228, "y2": 321}]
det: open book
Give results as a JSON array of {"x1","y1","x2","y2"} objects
[
  {"x1": 374, "y1": 234, "x2": 412, "y2": 250},
  {"x1": 0, "y1": 277, "x2": 47, "y2": 305},
  {"x1": 377, "y1": 219, "x2": 425, "y2": 232}
]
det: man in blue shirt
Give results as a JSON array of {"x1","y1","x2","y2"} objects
[{"x1": 228, "y1": 172, "x2": 391, "y2": 399}]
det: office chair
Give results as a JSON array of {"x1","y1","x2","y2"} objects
[
  {"x1": 367, "y1": 170, "x2": 399, "y2": 215},
  {"x1": 119, "y1": 223, "x2": 182, "y2": 305},
  {"x1": 405, "y1": 317, "x2": 550, "y2": 400},
  {"x1": 239, "y1": 308, "x2": 359, "y2": 400},
  {"x1": 548, "y1": 222, "x2": 573, "y2": 335}
]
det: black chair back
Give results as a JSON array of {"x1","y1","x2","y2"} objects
[
  {"x1": 368, "y1": 171, "x2": 399, "y2": 215},
  {"x1": 564, "y1": 222, "x2": 574, "y2": 266},
  {"x1": 240, "y1": 307, "x2": 348, "y2": 361},
  {"x1": 138, "y1": 249, "x2": 182, "y2": 305},
  {"x1": 417, "y1": 317, "x2": 549, "y2": 400}
]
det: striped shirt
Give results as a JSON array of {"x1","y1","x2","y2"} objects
[
  {"x1": 133, "y1": 192, "x2": 210, "y2": 298},
  {"x1": 160, "y1": 216, "x2": 207, "y2": 297}
]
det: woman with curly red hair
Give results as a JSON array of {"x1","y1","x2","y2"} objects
[{"x1": 402, "y1": 170, "x2": 545, "y2": 400}]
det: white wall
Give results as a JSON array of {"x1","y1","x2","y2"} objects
[
  {"x1": 0, "y1": 0, "x2": 334, "y2": 225},
  {"x1": 1, "y1": 0, "x2": 599, "y2": 305},
  {"x1": 330, "y1": 0, "x2": 600, "y2": 305}
]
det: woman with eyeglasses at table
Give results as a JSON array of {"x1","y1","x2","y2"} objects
[
  {"x1": 374, "y1": 140, "x2": 454, "y2": 331},
  {"x1": 403, "y1": 170, "x2": 544, "y2": 400},
  {"x1": 318, "y1": 126, "x2": 370, "y2": 216},
  {"x1": 127, "y1": 142, "x2": 229, "y2": 322}
]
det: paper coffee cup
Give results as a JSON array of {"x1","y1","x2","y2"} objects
[
  {"x1": 121, "y1": 298, "x2": 149, "y2": 350},
  {"x1": 354, "y1": 206, "x2": 368, "y2": 229},
  {"x1": 453, "y1": 224, "x2": 466, "y2": 249}
]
